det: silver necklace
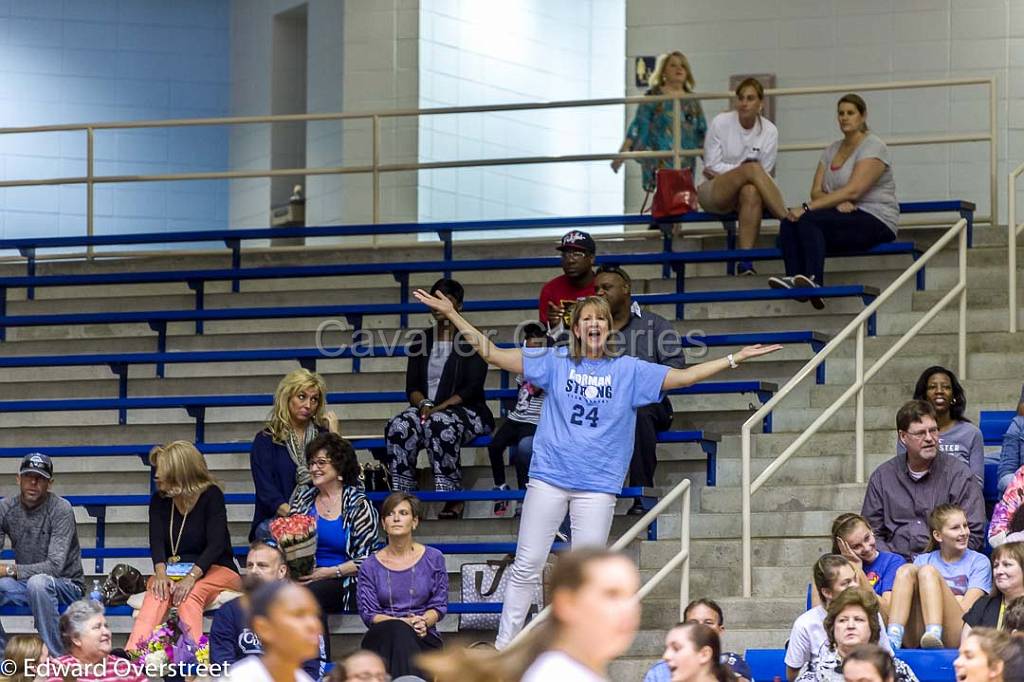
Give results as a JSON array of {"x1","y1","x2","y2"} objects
[{"x1": 384, "y1": 548, "x2": 419, "y2": 616}]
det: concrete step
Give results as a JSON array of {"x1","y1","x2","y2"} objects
[{"x1": 699, "y1": 483, "x2": 867, "y2": 514}]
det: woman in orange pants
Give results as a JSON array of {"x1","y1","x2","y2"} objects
[{"x1": 128, "y1": 441, "x2": 242, "y2": 647}]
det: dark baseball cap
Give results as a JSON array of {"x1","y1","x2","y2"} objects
[
  {"x1": 19, "y1": 453, "x2": 52, "y2": 480},
  {"x1": 556, "y1": 230, "x2": 596, "y2": 254}
]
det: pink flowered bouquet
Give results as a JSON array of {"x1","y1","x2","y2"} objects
[{"x1": 269, "y1": 514, "x2": 318, "y2": 579}]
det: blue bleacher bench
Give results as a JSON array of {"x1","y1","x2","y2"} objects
[
  {"x1": 981, "y1": 410, "x2": 1014, "y2": 446},
  {"x1": 0, "y1": 382, "x2": 774, "y2": 440},
  {"x1": 744, "y1": 648, "x2": 956, "y2": 682},
  {"x1": 0, "y1": 287, "x2": 880, "y2": 346},
  {"x1": 0, "y1": 201, "x2": 969, "y2": 287},
  {"x1": 0, "y1": 329, "x2": 831, "y2": 387}
]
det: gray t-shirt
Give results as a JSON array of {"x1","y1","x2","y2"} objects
[
  {"x1": 426, "y1": 341, "x2": 453, "y2": 402},
  {"x1": 820, "y1": 133, "x2": 899, "y2": 233}
]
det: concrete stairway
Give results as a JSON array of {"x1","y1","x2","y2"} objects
[{"x1": 0, "y1": 224, "x2": 1013, "y2": 680}]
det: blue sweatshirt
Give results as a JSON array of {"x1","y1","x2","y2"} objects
[{"x1": 209, "y1": 597, "x2": 324, "y2": 680}]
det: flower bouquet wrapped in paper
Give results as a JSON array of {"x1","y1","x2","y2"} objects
[{"x1": 269, "y1": 514, "x2": 318, "y2": 580}]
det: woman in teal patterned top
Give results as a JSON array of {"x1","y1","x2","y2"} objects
[{"x1": 613, "y1": 51, "x2": 707, "y2": 193}]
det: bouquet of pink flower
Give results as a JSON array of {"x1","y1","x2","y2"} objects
[
  {"x1": 269, "y1": 514, "x2": 318, "y2": 580},
  {"x1": 129, "y1": 609, "x2": 209, "y2": 679}
]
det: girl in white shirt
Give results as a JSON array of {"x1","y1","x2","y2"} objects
[
  {"x1": 698, "y1": 78, "x2": 789, "y2": 275},
  {"x1": 419, "y1": 549, "x2": 641, "y2": 682}
]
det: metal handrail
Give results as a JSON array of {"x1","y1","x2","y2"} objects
[
  {"x1": 507, "y1": 478, "x2": 692, "y2": 648},
  {"x1": 1008, "y1": 161, "x2": 1024, "y2": 332},
  {"x1": 739, "y1": 219, "x2": 968, "y2": 597},
  {"x1": 0, "y1": 77, "x2": 996, "y2": 254}
]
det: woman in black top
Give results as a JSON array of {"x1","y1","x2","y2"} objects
[
  {"x1": 128, "y1": 441, "x2": 241, "y2": 649},
  {"x1": 963, "y1": 542, "x2": 1024, "y2": 636},
  {"x1": 385, "y1": 278, "x2": 493, "y2": 518}
]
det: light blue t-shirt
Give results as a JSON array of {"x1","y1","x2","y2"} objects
[
  {"x1": 912, "y1": 549, "x2": 991, "y2": 596},
  {"x1": 523, "y1": 347, "x2": 670, "y2": 494}
]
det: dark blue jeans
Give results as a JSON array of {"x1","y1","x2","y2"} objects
[
  {"x1": 0, "y1": 574, "x2": 82, "y2": 655},
  {"x1": 778, "y1": 208, "x2": 895, "y2": 285}
]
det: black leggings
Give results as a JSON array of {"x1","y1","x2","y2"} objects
[
  {"x1": 778, "y1": 208, "x2": 895, "y2": 285},
  {"x1": 487, "y1": 419, "x2": 536, "y2": 489},
  {"x1": 361, "y1": 619, "x2": 442, "y2": 678},
  {"x1": 305, "y1": 577, "x2": 348, "y2": 661}
]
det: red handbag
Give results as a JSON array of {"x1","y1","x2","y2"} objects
[{"x1": 650, "y1": 168, "x2": 698, "y2": 220}]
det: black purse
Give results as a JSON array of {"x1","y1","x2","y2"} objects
[
  {"x1": 101, "y1": 563, "x2": 148, "y2": 606},
  {"x1": 360, "y1": 461, "x2": 391, "y2": 492}
]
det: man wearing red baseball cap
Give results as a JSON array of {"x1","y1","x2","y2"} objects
[{"x1": 537, "y1": 230, "x2": 597, "y2": 329}]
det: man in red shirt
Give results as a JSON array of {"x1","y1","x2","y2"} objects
[{"x1": 538, "y1": 230, "x2": 596, "y2": 330}]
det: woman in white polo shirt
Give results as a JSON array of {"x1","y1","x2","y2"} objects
[{"x1": 698, "y1": 77, "x2": 789, "y2": 275}]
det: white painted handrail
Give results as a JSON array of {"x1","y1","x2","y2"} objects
[
  {"x1": 0, "y1": 77, "x2": 996, "y2": 255},
  {"x1": 740, "y1": 219, "x2": 968, "y2": 597},
  {"x1": 507, "y1": 478, "x2": 691, "y2": 648},
  {"x1": 1008, "y1": 161, "x2": 1024, "y2": 332}
]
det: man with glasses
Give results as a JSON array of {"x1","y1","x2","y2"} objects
[
  {"x1": 210, "y1": 540, "x2": 325, "y2": 680},
  {"x1": 594, "y1": 265, "x2": 686, "y2": 514},
  {"x1": 537, "y1": 231, "x2": 596, "y2": 331},
  {"x1": 861, "y1": 400, "x2": 985, "y2": 560}
]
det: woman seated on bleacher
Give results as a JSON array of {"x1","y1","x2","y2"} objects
[
  {"x1": 885, "y1": 504, "x2": 988, "y2": 650},
  {"x1": 962, "y1": 542, "x2": 1024, "y2": 636},
  {"x1": 996, "y1": 386, "x2": 1024, "y2": 496},
  {"x1": 796, "y1": 588, "x2": 919, "y2": 682},
  {"x1": 697, "y1": 77, "x2": 788, "y2": 275},
  {"x1": 831, "y1": 513, "x2": 905, "y2": 619},
  {"x1": 357, "y1": 492, "x2": 446, "y2": 678},
  {"x1": 289, "y1": 432, "x2": 382, "y2": 663},
  {"x1": 771, "y1": 93, "x2": 897, "y2": 310},
  {"x1": 897, "y1": 366, "x2": 985, "y2": 487},
  {"x1": 48, "y1": 600, "x2": 147, "y2": 682},
  {"x1": 989, "y1": 480, "x2": 1024, "y2": 547},
  {"x1": 249, "y1": 368, "x2": 339, "y2": 541},
  {"x1": 785, "y1": 554, "x2": 893, "y2": 681},
  {"x1": 385, "y1": 278, "x2": 493, "y2": 519},
  {"x1": 128, "y1": 441, "x2": 241, "y2": 649}
]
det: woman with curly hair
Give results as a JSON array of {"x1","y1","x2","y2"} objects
[
  {"x1": 249, "y1": 368, "x2": 339, "y2": 540},
  {"x1": 289, "y1": 432, "x2": 382, "y2": 662},
  {"x1": 797, "y1": 588, "x2": 918, "y2": 682}
]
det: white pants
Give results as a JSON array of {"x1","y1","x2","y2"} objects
[{"x1": 495, "y1": 478, "x2": 617, "y2": 649}]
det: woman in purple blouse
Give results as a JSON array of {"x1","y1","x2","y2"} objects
[{"x1": 356, "y1": 492, "x2": 448, "y2": 677}]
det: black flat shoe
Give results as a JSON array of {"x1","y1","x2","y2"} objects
[{"x1": 438, "y1": 501, "x2": 464, "y2": 519}]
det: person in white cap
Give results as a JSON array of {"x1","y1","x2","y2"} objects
[{"x1": 0, "y1": 453, "x2": 84, "y2": 657}]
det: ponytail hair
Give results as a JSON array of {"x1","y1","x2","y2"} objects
[
  {"x1": 830, "y1": 513, "x2": 871, "y2": 555},
  {"x1": 673, "y1": 622, "x2": 732, "y2": 682},
  {"x1": 837, "y1": 93, "x2": 869, "y2": 133},
  {"x1": 419, "y1": 548, "x2": 628, "y2": 682},
  {"x1": 924, "y1": 503, "x2": 966, "y2": 552},
  {"x1": 812, "y1": 554, "x2": 852, "y2": 604}
]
